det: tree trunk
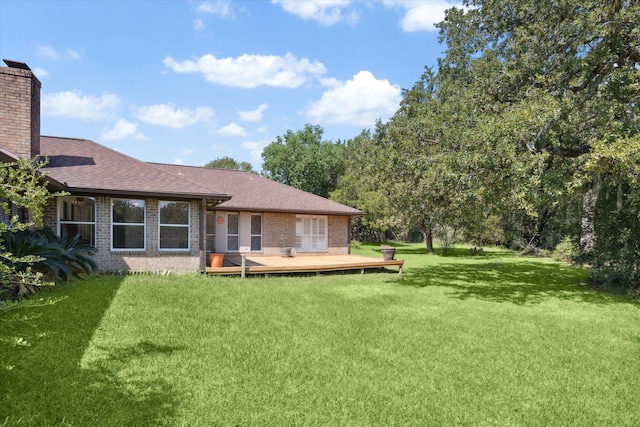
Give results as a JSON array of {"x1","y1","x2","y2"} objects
[
  {"x1": 421, "y1": 221, "x2": 434, "y2": 253},
  {"x1": 579, "y1": 175, "x2": 602, "y2": 257}
]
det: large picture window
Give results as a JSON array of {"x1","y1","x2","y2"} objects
[
  {"x1": 59, "y1": 196, "x2": 95, "y2": 246},
  {"x1": 296, "y1": 215, "x2": 327, "y2": 252},
  {"x1": 112, "y1": 199, "x2": 145, "y2": 250},
  {"x1": 159, "y1": 201, "x2": 190, "y2": 250}
]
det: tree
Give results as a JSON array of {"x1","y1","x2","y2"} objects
[
  {"x1": 0, "y1": 157, "x2": 64, "y2": 296},
  {"x1": 435, "y1": 0, "x2": 640, "y2": 286},
  {"x1": 330, "y1": 131, "x2": 400, "y2": 242},
  {"x1": 205, "y1": 156, "x2": 255, "y2": 172},
  {"x1": 355, "y1": 70, "x2": 468, "y2": 252},
  {"x1": 261, "y1": 124, "x2": 346, "y2": 198}
]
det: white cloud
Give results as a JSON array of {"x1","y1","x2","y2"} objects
[
  {"x1": 319, "y1": 77, "x2": 342, "y2": 88},
  {"x1": 193, "y1": 18, "x2": 206, "y2": 31},
  {"x1": 37, "y1": 45, "x2": 80, "y2": 60},
  {"x1": 135, "y1": 104, "x2": 215, "y2": 129},
  {"x1": 383, "y1": 0, "x2": 460, "y2": 32},
  {"x1": 42, "y1": 91, "x2": 120, "y2": 120},
  {"x1": 101, "y1": 119, "x2": 146, "y2": 141},
  {"x1": 218, "y1": 122, "x2": 248, "y2": 137},
  {"x1": 173, "y1": 157, "x2": 184, "y2": 165},
  {"x1": 33, "y1": 67, "x2": 49, "y2": 79},
  {"x1": 37, "y1": 45, "x2": 59, "y2": 59},
  {"x1": 239, "y1": 103, "x2": 268, "y2": 122},
  {"x1": 180, "y1": 148, "x2": 195, "y2": 156},
  {"x1": 306, "y1": 71, "x2": 401, "y2": 127},
  {"x1": 242, "y1": 138, "x2": 271, "y2": 167},
  {"x1": 66, "y1": 49, "x2": 80, "y2": 60},
  {"x1": 273, "y1": 0, "x2": 358, "y2": 26},
  {"x1": 197, "y1": 0, "x2": 232, "y2": 16},
  {"x1": 163, "y1": 53, "x2": 326, "y2": 88}
]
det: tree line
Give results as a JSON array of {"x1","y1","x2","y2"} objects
[{"x1": 210, "y1": 0, "x2": 638, "y2": 292}]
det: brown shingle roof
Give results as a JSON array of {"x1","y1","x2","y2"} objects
[
  {"x1": 40, "y1": 136, "x2": 230, "y2": 201},
  {"x1": 39, "y1": 136, "x2": 361, "y2": 216},
  {"x1": 0, "y1": 146, "x2": 19, "y2": 163},
  {"x1": 151, "y1": 163, "x2": 363, "y2": 216}
]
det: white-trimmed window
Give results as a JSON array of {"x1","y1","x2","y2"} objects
[
  {"x1": 59, "y1": 196, "x2": 96, "y2": 246},
  {"x1": 296, "y1": 215, "x2": 327, "y2": 251},
  {"x1": 159, "y1": 201, "x2": 190, "y2": 250},
  {"x1": 250, "y1": 214, "x2": 262, "y2": 251},
  {"x1": 227, "y1": 213, "x2": 239, "y2": 252},
  {"x1": 112, "y1": 199, "x2": 145, "y2": 250}
]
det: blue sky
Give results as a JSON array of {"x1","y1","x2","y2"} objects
[{"x1": 0, "y1": 0, "x2": 458, "y2": 170}]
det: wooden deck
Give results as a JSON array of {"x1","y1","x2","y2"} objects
[{"x1": 206, "y1": 254, "x2": 404, "y2": 276}]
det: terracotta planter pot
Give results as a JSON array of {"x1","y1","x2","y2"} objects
[{"x1": 208, "y1": 253, "x2": 224, "y2": 267}]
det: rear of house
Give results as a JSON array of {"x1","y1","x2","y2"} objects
[{"x1": 0, "y1": 60, "x2": 362, "y2": 273}]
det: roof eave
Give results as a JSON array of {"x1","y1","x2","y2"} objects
[
  {"x1": 216, "y1": 206, "x2": 364, "y2": 216},
  {"x1": 65, "y1": 186, "x2": 232, "y2": 202}
]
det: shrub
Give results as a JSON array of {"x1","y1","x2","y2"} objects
[
  {"x1": 552, "y1": 236, "x2": 579, "y2": 263},
  {"x1": 588, "y1": 265, "x2": 640, "y2": 296},
  {"x1": 469, "y1": 247, "x2": 484, "y2": 256},
  {"x1": 1, "y1": 227, "x2": 97, "y2": 298}
]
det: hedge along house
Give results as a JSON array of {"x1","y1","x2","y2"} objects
[{"x1": 1, "y1": 60, "x2": 362, "y2": 273}]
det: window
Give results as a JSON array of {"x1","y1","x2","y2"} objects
[
  {"x1": 159, "y1": 201, "x2": 190, "y2": 250},
  {"x1": 296, "y1": 215, "x2": 327, "y2": 251},
  {"x1": 250, "y1": 214, "x2": 262, "y2": 251},
  {"x1": 112, "y1": 199, "x2": 145, "y2": 250},
  {"x1": 227, "y1": 213, "x2": 239, "y2": 251},
  {"x1": 205, "y1": 211, "x2": 215, "y2": 252},
  {"x1": 59, "y1": 196, "x2": 95, "y2": 246}
]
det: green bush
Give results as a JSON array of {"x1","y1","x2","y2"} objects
[
  {"x1": 1, "y1": 227, "x2": 97, "y2": 298},
  {"x1": 553, "y1": 237, "x2": 579, "y2": 263},
  {"x1": 588, "y1": 265, "x2": 640, "y2": 295}
]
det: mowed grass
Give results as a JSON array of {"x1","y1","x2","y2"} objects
[{"x1": 1, "y1": 243, "x2": 639, "y2": 426}]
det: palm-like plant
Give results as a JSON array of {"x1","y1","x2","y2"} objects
[
  {"x1": 1, "y1": 227, "x2": 97, "y2": 297},
  {"x1": 41, "y1": 227, "x2": 98, "y2": 280}
]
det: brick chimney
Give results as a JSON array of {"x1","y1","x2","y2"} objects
[{"x1": 0, "y1": 59, "x2": 41, "y2": 159}]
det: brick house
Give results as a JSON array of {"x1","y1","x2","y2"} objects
[{"x1": 1, "y1": 60, "x2": 362, "y2": 273}]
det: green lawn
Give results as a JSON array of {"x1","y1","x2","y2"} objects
[{"x1": 1, "y1": 244, "x2": 639, "y2": 426}]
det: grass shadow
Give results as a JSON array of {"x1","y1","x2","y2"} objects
[
  {"x1": 396, "y1": 260, "x2": 638, "y2": 306},
  {"x1": 0, "y1": 276, "x2": 181, "y2": 426}
]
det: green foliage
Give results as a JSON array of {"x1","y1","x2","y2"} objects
[
  {"x1": 204, "y1": 156, "x2": 255, "y2": 172},
  {"x1": 430, "y1": 0, "x2": 640, "y2": 288},
  {"x1": 0, "y1": 157, "x2": 53, "y2": 226},
  {"x1": 261, "y1": 124, "x2": 346, "y2": 198},
  {"x1": 1, "y1": 227, "x2": 97, "y2": 298},
  {"x1": 0, "y1": 157, "x2": 67, "y2": 297},
  {"x1": 552, "y1": 236, "x2": 579, "y2": 263},
  {"x1": 330, "y1": 130, "x2": 399, "y2": 241}
]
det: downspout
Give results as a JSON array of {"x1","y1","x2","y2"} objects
[{"x1": 199, "y1": 198, "x2": 205, "y2": 273}]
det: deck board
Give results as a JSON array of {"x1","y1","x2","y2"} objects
[{"x1": 206, "y1": 254, "x2": 403, "y2": 276}]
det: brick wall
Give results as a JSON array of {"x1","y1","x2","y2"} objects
[
  {"x1": 0, "y1": 65, "x2": 41, "y2": 158},
  {"x1": 262, "y1": 212, "x2": 351, "y2": 256},
  {"x1": 262, "y1": 212, "x2": 296, "y2": 255},
  {"x1": 46, "y1": 196, "x2": 202, "y2": 273},
  {"x1": 43, "y1": 198, "x2": 354, "y2": 271},
  {"x1": 328, "y1": 215, "x2": 350, "y2": 254}
]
